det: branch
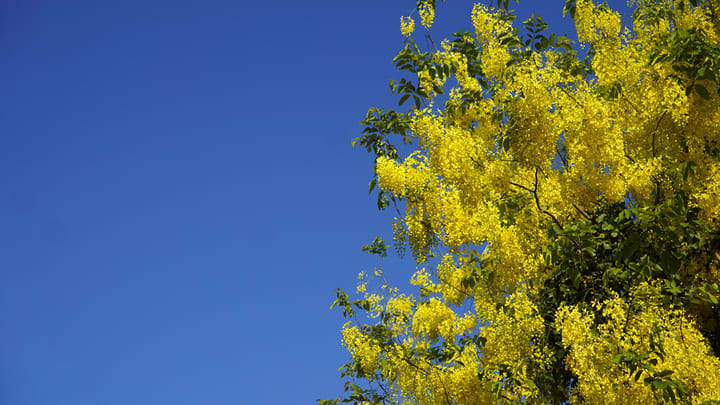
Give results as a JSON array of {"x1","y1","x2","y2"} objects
[
  {"x1": 533, "y1": 169, "x2": 564, "y2": 229},
  {"x1": 572, "y1": 202, "x2": 593, "y2": 222},
  {"x1": 650, "y1": 111, "x2": 667, "y2": 204},
  {"x1": 622, "y1": 293, "x2": 635, "y2": 335},
  {"x1": 434, "y1": 367, "x2": 453, "y2": 405},
  {"x1": 557, "y1": 83, "x2": 582, "y2": 107},
  {"x1": 556, "y1": 143, "x2": 569, "y2": 170},
  {"x1": 509, "y1": 181, "x2": 534, "y2": 194},
  {"x1": 509, "y1": 168, "x2": 564, "y2": 229},
  {"x1": 469, "y1": 156, "x2": 484, "y2": 169},
  {"x1": 651, "y1": 111, "x2": 667, "y2": 158}
]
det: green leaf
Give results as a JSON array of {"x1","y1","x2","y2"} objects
[
  {"x1": 563, "y1": 0, "x2": 577, "y2": 18},
  {"x1": 666, "y1": 386, "x2": 676, "y2": 403},
  {"x1": 695, "y1": 84, "x2": 711, "y2": 99},
  {"x1": 413, "y1": 95, "x2": 421, "y2": 109}
]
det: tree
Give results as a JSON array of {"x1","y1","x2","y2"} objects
[{"x1": 324, "y1": 0, "x2": 720, "y2": 403}]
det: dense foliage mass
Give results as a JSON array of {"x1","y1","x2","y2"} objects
[{"x1": 325, "y1": 0, "x2": 720, "y2": 403}]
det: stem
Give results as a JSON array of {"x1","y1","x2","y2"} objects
[{"x1": 425, "y1": 29, "x2": 438, "y2": 52}]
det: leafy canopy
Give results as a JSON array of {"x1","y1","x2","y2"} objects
[{"x1": 326, "y1": 0, "x2": 720, "y2": 403}]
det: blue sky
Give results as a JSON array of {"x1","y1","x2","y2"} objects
[{"x1": 1, "y1": 1, "x2": 628, "y2": 403}]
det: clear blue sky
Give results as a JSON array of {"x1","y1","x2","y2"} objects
[{"x1": 1, "y1": 1, "x2": 628, "y2": 403}]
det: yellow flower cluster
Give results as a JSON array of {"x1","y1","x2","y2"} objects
[
  {"x1": 411, "y1": 297, "x2": 456, "y2": 341},
  {"x1": 400, "y1": 16, "x2": 415, "y2": 38},
  {"x1": 418, "y1": 1, "x2": 434, "y2": 30},
  {"x1": 342, "y1": 325, "x2": 382, "y2": 376},
  {"x1": 472, "y1": 4, "x2": 512, "y2": 80},
  {"x1": 575, "y1": 0, "x2": 622, "y2": 43},
  {"x1": 477, "y1": 290, "x2": 548, "y2": 401},
  {"x1": 556, "y1": 285, "x2": 720, "y2": 402},
  {"x1": 375, "y1": 152, "x2": 434, "y2": 199},
  {"x1": 410, "y1": 267, "x2": 438, "y2": 293},
  {"x1": 435, "y1": 253, "x2": 475, "y2": 305}
]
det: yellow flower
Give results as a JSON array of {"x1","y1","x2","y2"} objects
[
  {"x1": 400, "y1": 16, "x2": 415, "y2": 37},
  {"x1": 418, "y1": 1, "x2": 434, "y2": 30}
]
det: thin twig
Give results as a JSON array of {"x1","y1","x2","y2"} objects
[
  {"x1": 374, "y1": 378, "x2": 392, "y2": 403},
  {"x1": 392, "y1": 199, "x2": 404, "y2": 220},
  {"x1": 431, "y1": 267, "x2": 474, "y2": 301},
  {"x1": 469, "y1": 156, "x2": 484, "y2": 168},
  {"x1": 624, "y1": 96, "x2": 641, "y2": 114}
]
